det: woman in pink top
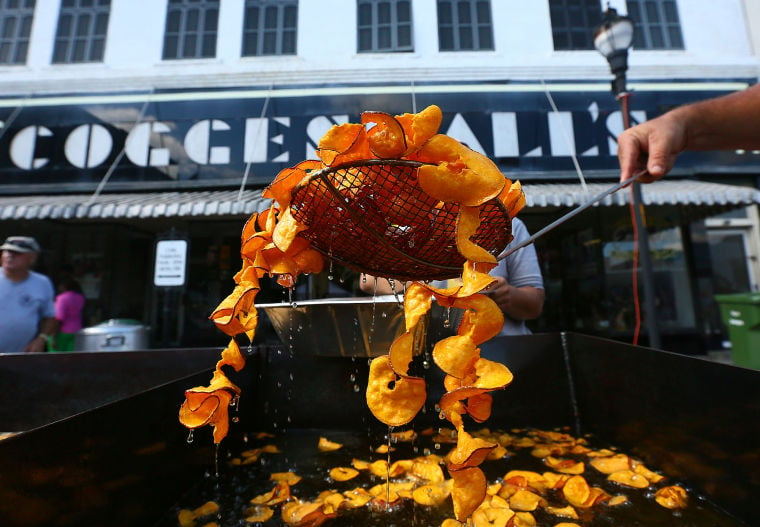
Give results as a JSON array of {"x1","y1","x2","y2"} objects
[{"x1": 51, "y1": 277, "x2": 86, "y2": 352}]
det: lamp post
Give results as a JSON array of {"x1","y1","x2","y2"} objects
[{"x1": 594, "y1": 6, "x2": 661, "y2": 349}]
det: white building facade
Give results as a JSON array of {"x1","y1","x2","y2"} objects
[{"x1": 0, "y1": 0, "x2": 758, "y2": 352}]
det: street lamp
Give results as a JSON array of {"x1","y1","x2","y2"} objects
[{"x1": 593, "y1": 6, "x2": 662, "y2": 349}]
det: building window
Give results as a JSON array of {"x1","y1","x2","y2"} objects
[
  {"x1": 549, "y1": 0, "x2": 601, "y2": 50},
  {"x1": 357, "y1": 0, "x2": 413, "y2": 53},
  {"x1": 162, "y1": 0, "x2": 219, "y2": 60},
  {"x1": 0, "y1": 0, "x2": 35, "y2": 65},
  {"x1": 627, "y1": 0, "x2": 684, "y2": 49},
  {"x1": 52, "y1": 0, "x2": 110, "y2": 63},
  {"x1": 437, "y1": 0, "x2": 494, "y2": 51},
  {"x1": 242, "y1": 0, "x2": 297, "y2": 56}
]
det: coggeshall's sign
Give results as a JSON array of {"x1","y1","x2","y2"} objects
[{"x1": 0, "y1": 86, "x2": 749, "y2": 189}]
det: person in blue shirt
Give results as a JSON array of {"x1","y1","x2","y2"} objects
[{"x1": 0, "y1": 236, "x2": 57, "y2": 353}]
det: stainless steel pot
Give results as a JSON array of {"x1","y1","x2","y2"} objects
[{"x1": 74, "y1": 319, "x2": 150, "y2": 352}]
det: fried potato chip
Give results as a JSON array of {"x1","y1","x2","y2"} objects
[
  {"x1": 508, "y1": 489, "x2": 545, "y2": 512},
  {"x1": 362, "y1": 111, "x2": 407, "y2": 159},
  {"x1": 417, "y1": 135, "x2": 505, "y2": 206},
  {"x1": 496, "y1": 180, "x2": 526, "y2": 218},
  {"x1": 432, "y1": 335, "x2": 480, "y2": 379},
  {"x1": 391, "y1": 429, "x2": 418, "y2": 442},
  {"x1": 633, "y1": 462, "x2": 664, "y2": 483},
  {"x1": 471, "y1": 505, "x2": 515, "y2": 527},
  {"x1": 654, "y1": 485, "x2": 688, "y2": 509},
  {"x1": 366, "y1": 355, "x2": 426, "y2": 427},
  {"x1": 456, "y1": 205, "x2": 497, "y2": 264},
  {"x1": 544, "y1": 505, "x2": 579, "y2": 519},
  {"x1": 452, "y1": 294, "x2": 504, "y2": 345},
  {"x1": 403, "y1": 282, "x2": 433, "y2": 331},
  {"x1": 412, "y1": 482, "x2": 452, "y2": 506},
  {"x1": 562, "y1": 475, "x2": 591, "y2": 508},
  {"x1": 607, "y1": 470, "x2": 650, "y2": 489},
  {"x1": 244, "y1": 505, "x2": 274, "y2": 523},
  {"x1": 329, "y1": 467, "x2": 359, "y2": 482},
  {"x1": 263, "y1": 160, "x2": 321, "y2": 209},
  {"x1": 270, "y1": 472, "x2": 301, "y2": 486},
  {"x1": 607, "y1": 495, "x2": 630, "y2": 506},
  {"x1": 342, "y1": 488, "x2": 372, "y2": 508},
  {"x1": 317, "y1": 436, "x2": 343, "y2": 452},
  {"x1": 589, "y1": 453, "x2": 631, "y2": 474},
  {"x1": 316, "y1": 122, "x2": 370, "y2": 166},
  {"x1": 388, "y1": 330, "x2": 416, "y2": 376},
  {"x1": 451, "y1": 466, "x2": 487, "y2": 521},
  {"x1": 396, "y1": 104, "x2": 443, "y2": 155},
  {"x1": 251, "y1": 481, "x2": 291, "y2": 506},
  {"x1": 544, "y1": 457, "x2": 585, "y2": 475},
  {"x1": 447, "y1": 427, "x2": 497, "y2": 471},
  {"x1": 513, "y1": 511, "x2": 537, "y2": 527}
]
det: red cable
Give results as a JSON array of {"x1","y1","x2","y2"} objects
[
  {"x1": 629, "y1": 192, "x2": 641, "y2": 346},
  {"x1": 619, "y1": 92, "x2": 642, "y2": 345}
]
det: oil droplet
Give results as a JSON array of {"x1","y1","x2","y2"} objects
[
  {"x1": 186, "y1": 430, "x2": 194, "y2": 443},
  {"x1": 353, "y1": 384, "x2": 361, "y2": 392}
]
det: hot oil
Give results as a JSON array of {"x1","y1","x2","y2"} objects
[{"x1": 161, "y1": 428, "x2": 746, "y2": 527}]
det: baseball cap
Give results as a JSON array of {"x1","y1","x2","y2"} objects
[{"x1": 0, "y1": 236, "x2": 41, "y2": 253}]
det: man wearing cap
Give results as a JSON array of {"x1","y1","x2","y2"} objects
[{"x1": 0, "y1": 236, "x2": 57, "y2": 353}]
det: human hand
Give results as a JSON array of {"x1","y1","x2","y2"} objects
[
  {"x1": 617, "y1": 113, "x2": 688, "y2": 183},
  {"x1": 24, "y1": 336, "x2": 47, "y2": 353}
]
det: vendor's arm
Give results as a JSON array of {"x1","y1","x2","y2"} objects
[
  {"x1": 618, "y1": 83, "x2": 760, "y2": 182},
  {"x1": 485, "y1": 275, "x2": 545, "y2": 321},
  {"x1": 23, "y1": 316, "x2": 59, "y2": 353}
]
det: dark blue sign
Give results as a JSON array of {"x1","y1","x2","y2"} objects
[{"x1": 0, "y1": 83, "x2": 755, "y2": 192}]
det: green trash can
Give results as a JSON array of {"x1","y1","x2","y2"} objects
[{"x1": 715, "y1": 293, "x2": 760, "y2": 370}]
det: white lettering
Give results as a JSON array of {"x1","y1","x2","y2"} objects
[
  {"x1": 125, "y1": 122, "x2": 171, "y2": 167},
  {"x1": 64, "y1": 124, "x2": 113, "y2": 168},
  {"x1": 445, "y1": 113, "x2": 485, "y2": 154},
  {"x1": 244, "y1": 117, "x2": 270, "y2": 163},
  {"x1": 185, "y1": 119, "x2": 231, "y2": 164},
  {"x1": 10, "y1": 126, "x2": 51, "y2": 170},
  {"x1": 491, "y1": 112, "x2": 519, "y2": 157}
]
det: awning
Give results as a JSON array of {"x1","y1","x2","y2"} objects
[
  {"x1": 0, "y1": 180, "x2": 757, "y2": 221},
  {"x1": 0, "y1": 190, "x2": 271, "y2": 220},
  {"x1": 521, "y1": 180, "x2": 760, "y2": 209}
]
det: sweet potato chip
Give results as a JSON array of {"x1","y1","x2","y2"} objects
[
  {"x1": 508, "y1": 489, "x2": 545, "y2": 512},
  {"x1": 457, "y1": 205, "x2": 497, "y2": 264},
  {"x1": 562, "y1": 475, "x2": 591, "y2": 508},
  {"x1": 412, "y1": 482, "x2": 452, "y2": 506},
  {"x1": 417, "y1": 134, "x2": 505, "y2": 206},
  {"x1": 607, "y1": 469, "x2": 650, "y2": 489},
  {"x1": 263, "y1": 160, "x2": 322, "y2": 209},
  {"x1": 244, "y1": 505, "x2": 274, "y2": 523},
  {"x1": 655, "y1": 485, "x2": 688, "y2": 509},
  {"x1": 403, "y1": 282, "x2": 433, "y2": 331},
  {"x1": 432, "y1": 335, "x2": 480, "y2": 379},
  {"x1": 342, "y1": 488, "x2": 372, "y2": 508},
  {"x1": 329, "y1": 467, "x2": 359, "y2": 482},
  {"x1": 447, "y1": 427, "x2": 497, "y2": 471},
  {"x1": 270, "y1": 472, "x2": 302, "y2": 485},
  {"x1": 451, "y1": 466, "x2": 487, "y2": 521},
  {"x1": 366, "y1": 355, "x2": 426, "y2": 427},
  {"x1": 396, "y1": 104, "x2": 443, "y2": 155},
  {"x1": 362, "y1": 111, "x2": 407, "y2": 159},
  {"x1": 452, "y1": 294, "x2": 504, "y2": 345},
  {"x1": 316, "y1": 122, "x2": 370, "y2": 166},
  {"x1": 317, "y1": 436, "x2": 343, "y2": 452}
]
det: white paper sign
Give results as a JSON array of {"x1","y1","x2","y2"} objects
[{"x1": 154, "y1": 239, "x2": 188, "y2": 287}]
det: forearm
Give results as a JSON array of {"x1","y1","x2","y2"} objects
[
  {"x1": 677, "y1": 84, "x2": 760, "y2": 151},
  {"x1": 359, "y1": 274, "x2": 407, "y2": 295},
  {"x1": 494, "y1": 286, "x2": 545, "y2": 321}
]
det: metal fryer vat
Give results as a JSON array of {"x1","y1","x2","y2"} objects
[{"x1": 0, "y1": 333, "x2": 757, "y2": 526}]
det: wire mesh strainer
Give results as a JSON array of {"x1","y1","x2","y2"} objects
[{"x1": 289, "y1": 159, "x2": 512, "y2": 282}]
